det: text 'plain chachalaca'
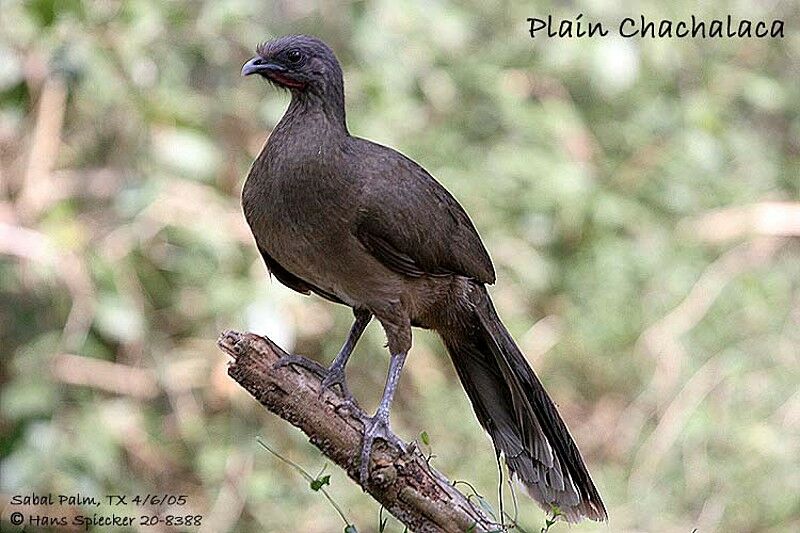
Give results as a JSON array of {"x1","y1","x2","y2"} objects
[{"x1": 241, "y1": 35, "x2": 606, "y2": 523}]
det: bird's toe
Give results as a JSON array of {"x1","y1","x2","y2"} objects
[
  {"x1": 320, "y1": 368, "x2": 354, "y2": 402},
  {"x1": 272, "y1": 354, "x2": 327, "y2": 377},
  {"x1": 358, "y1": 413, "x2": 405, "y2": 486}
]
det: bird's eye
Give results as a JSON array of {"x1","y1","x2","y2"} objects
[{"x1": 286, "y1": 50, "x2": 303, "y2": 63}]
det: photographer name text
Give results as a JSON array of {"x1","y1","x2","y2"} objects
[{"x1": 4, "y1": 492, "x2": 202, "y2": 530}]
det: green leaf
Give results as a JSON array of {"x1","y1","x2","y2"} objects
[
  {"x1": 420, "y1": 431, "x2": 430, "y2": 446},
  {"x1": 310, "y1": 474, "x2": 331, "y2": 491}
]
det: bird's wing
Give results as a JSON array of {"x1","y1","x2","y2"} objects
[
  {"x1": 351, "y1": 139, "x2": 495, "y2": 284},
  {"x1": 257, "y1": 244, "x2": 345, "y2": 304}
]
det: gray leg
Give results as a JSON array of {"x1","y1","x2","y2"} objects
[
  {"x1": 319, "y1": 309, "x2": 371, "y2": 398},
  {"x1": 359, "y1": 350, "x2": 408, "y2": 485},
  {"x1": 274, "y1": 308, "x2": 372, "y2": 401}
]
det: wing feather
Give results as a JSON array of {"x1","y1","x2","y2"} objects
[{"x1": 350, "y1": 138, "x2": 495, "y2": 283}]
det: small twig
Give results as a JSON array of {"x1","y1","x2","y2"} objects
[
  {"x1": 18, "y1": 76, "x2": 67, "y2": 221},
  {"x1": 256, "y1": 437, "x2": 353, "y2": 528},
  {"x1": 507, "y1": 477, "x2": 526, "y2": 533},
  {"x1": 50, "y1": 353, "x2": 159, "y2": 399},
  {"x1": 680, "y1": 202, "x2": 800, "y2": 243},
  {"x1": 540, "y1": 506, "x2": 563, "y2": 533},
  {"x1": 495, "y1": 451, "x2": 505, "y2": 531}
]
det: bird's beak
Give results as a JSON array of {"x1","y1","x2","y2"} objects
[{"x1": 241, "y1": 56, "x2": 287, "y2": 77}]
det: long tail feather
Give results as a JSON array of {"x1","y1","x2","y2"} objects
[{"x1": 442, "y1": 285, "x2": 607, "y2": 522}]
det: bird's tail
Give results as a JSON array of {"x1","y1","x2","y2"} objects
[{"x1": 440, "y1": 285, "x2": 607, "y2": 523}]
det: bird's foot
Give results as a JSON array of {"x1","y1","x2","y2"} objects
[
  {"x1": 272, "y1": 353, "x2": 327, "y2": 378},
  {"x1": 319, "y1": 366, "x2": 355, "y2": 404},
  {"x1": 273, "y1": 355, "x2": 355, "y2": 404},
  {"x1": 358, "y1": 412, "x2": 406, "y2": 486}
]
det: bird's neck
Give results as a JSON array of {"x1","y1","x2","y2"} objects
[{"x1": 282, "y1": 87, "x2": 348, "y2": 138}]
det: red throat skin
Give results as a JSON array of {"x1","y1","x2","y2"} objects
[{"x1": 269, "y1": 73, "x2": 306, "y2": 89}]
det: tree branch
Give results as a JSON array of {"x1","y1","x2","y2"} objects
[{"x1": 217, "y1": 330, "x2": 497, "y2": 533}]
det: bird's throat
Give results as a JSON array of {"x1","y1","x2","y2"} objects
[
  {"x1": 283, "y1": 90, "x2": 348, "y2": 137},
  {"x1": 268, "y1": 72, "x2": 306, "y2": 89}
]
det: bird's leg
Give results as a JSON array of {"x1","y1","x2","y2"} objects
[
  {"x1": 274, "y1": 309, "x2": 371, "y2": 403},
  {"x1": 359, "y1": 350, "x2": 408, "y2": 485},
  {"x1": 319, "y1": 309, "x2": 371, "y2": 401}
]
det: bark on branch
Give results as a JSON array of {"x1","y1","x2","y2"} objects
[{"x1": 217, "y1": 330, "x2": 497, "y2": 533}]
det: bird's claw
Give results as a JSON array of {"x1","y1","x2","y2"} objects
[
  {"x1": 320, "y1": 367, "x2": 355, "y2": 403},
  {"x1": 273, "y1": 355, "x2": 355, "y2": 403},
  {"x1": 358, "y1": 412, "x2": 406, "y2": 486}
]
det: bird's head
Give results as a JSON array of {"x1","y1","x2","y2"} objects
[{"x1": 241, "y1": 35, "x2": 343, "y2": 95}]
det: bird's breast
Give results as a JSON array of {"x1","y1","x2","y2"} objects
[{"x1": 242, "y1": 153, "x2": 362, "y2": 297}]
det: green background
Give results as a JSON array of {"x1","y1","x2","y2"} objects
[{"x1": 1, "y1": 0, "x2": 798, "y2": 531}]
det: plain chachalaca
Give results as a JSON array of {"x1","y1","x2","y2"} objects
[{"x1": 241, "y1": 35, "x2": 607, "y2": 522}]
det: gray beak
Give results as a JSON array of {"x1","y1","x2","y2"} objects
[{"x1": 241, "y1": 56, "x2": 287, "y2": 77}]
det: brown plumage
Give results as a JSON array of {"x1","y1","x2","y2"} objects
[{"x1": 241, "y1": 34, "x2": 607, "y2": 522}]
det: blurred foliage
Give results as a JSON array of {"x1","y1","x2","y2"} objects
[{"x1": 1, "y1": 0, "x2": 799, "y2": 532}]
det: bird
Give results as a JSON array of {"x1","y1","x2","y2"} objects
[{"x1": 240, "y1": 34, "x2": 607, "y2": 523}]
